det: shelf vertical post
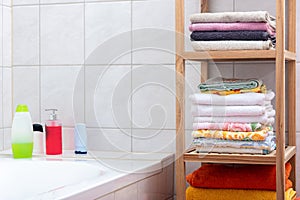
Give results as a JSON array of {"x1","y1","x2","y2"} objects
[
  {"x1": 175, "y1": 0, "x2": 186, "y2": 199},
  {"x1": 287, "y1": 0, "x2": 297, "y2": 189},
  {"x1": 275, "y1": 0, "x2": 286, "y2": 199}
]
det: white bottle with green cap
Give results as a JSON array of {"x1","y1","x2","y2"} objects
[{"x1": 11, "y1": 104, "x2": 34, "y2": 158}]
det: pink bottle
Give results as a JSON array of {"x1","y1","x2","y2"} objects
[{"x1": 45, "y1": 109, "x2": 62, "y2": 155}]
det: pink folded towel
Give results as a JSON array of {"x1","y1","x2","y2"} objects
[
  {"x1": 191, "y1": 105, "x2": 273, "y2": 117},
  {"x1": 189, "y1": 22, "x2": 275, "y2": 36}
]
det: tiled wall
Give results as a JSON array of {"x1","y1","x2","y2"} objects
[
  {"x1": 0, "y1": 0, "x2": 12, "y2": 150},
  {"x1": 10, "y1": 0, "x2": 200, "y2": 153}
]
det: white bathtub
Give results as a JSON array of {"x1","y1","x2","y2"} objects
[{"x1": 0, "y1": 151, "x2": 174, "y2": 200}]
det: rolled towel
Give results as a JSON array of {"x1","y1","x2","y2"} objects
[
  {"x1": 186, "y1": 163, "x2": 292, "y2": 191},
  {"x1": 191, "y1": 105, "x2": 273, "y2": 117},
  {"x1": 190, "y1": 11, "x2": 276, "y2": 30},
  {"x1": 189, "y1": 90, "x2": 275, "y2": 106},
  {"x1": 189, "y1": 22, "x2": 276, "y2": 35},
  {"x1": 193, "y1": 114, "x2": 275, "y2": 125},
  {"x1": 190, "y1": 31, "x2": 271, "y2": 41},
  {"x1": 192, "y1": 122, "x2": 263, "y2": 132},
  {"x1": 191, "y1": 40, "x2": 273, "y2": 51}
]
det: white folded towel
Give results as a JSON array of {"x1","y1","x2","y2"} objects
[
  {"x1": 189, "y1": 91, "x2": 274, "y2": 106},
  {"x1": 193, "y1": 112, "x2": 275, "y2": 125},
  {"x1": 190, "y1": 11, "x2": 276, "y2": 30},
  {"x1": 191, "y1": 105, "x2": 273, "y2": 117},
  {"x1": 191, "y1": 40, "x2": 273, "y2": 51}
]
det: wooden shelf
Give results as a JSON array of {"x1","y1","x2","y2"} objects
[
  {"x1": 184, "y1": 146, "x2": 296, "y2": 165},
  {"x1": 181, "y1": 49, "x2": 296, "y2": 61}
]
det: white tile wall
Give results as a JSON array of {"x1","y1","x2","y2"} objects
[
  {"x1": 41, "y1": 66, "x2": 84, "y2": 126},
  {"x1": 13, "y1": 6, "x2": 39, "y2": 66},
  {"x1": 132, "y1": 129, "x2": 175, "y2": 153},
  {"x1": 297, "y1": 0, "x2": 300, "y2": 62},
  {"x1": 0, "y1": 69, "x2": 3, "y2": 128},
  {"x1": 40, "y1": 4, "x2": 84, "y2": 65},
  {"x1": 13, "y1": 67, "x2": 40, "y2": 122},
  {"x1": 208, "y1": 0, "x2": 234, "y2": 12},
  {"x1": 208, "y1": 63, "x2": 234, "y2": 78},
  {"x1": 296, "y1": 63, "x2": 300, "y2": 131},
  {"x1": 3, "y1": 7, "x2": 12, "y2": 67},
  {"x1": 96, "y1": 193, "x2": 114, "y2": 200},
  {"x1": 13, "y1": 0, "x2": 39, "y2": 5},
  {"x1": 235, "y1": 0, "x2": 276, "y2": 16},
  {"x1": 132, "y1": 65, "x2": 175, "y2": 129},
  {"x1": 3, "y1": 128, "x2": 11, "y2": 150},
  {"x1": 115, "y1": 183, "x2": 138, "y2": 200},
  {"x1": 3, "y1": 68, "x2": 12, "y2": 128},
  {"x1": 40, "y1": 0, "x2": 84, "y2": 4},
  {"x1": 87, "y1": 128, "x2": 131, "y2": 152},
  {"x1": 185, "y1": 63, "x2": 201, "y2": 130},
  {"x1": 132, "y1": 0, "x2": 175, "y2": 64},
  {"x1": 184, "y1": 0, "x2": 200, "y2": 51},
  {"x1": 85, "y1": 65, "x2": 131, "y2": 129},
  {"x1": 0, "y1": 7, "x2": 2, "y2": 66},
  {"x1": 85, "y1": 2, "x2": 131, "y2": 65},
  {"x1": 0, "y1": 129, "x2": 3, "y2": 150},
  {"x1": 62, "y1": 127, "x2": 75, "y2": 150},
  {"x1": 2, "y1": 0, "x2": 11, "y2": 7}
]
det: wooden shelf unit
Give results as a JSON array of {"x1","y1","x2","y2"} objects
[{"x1": 175, "y1": 0, "x2": 297, "y2": 199}]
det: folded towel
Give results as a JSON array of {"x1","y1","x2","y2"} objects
[
  {"x1": 191, "y1": 105, "x2": 273, "y2": 117},
  {"x1": 186, "y1": 187, "x2": 296, "y2": 200},
  {"x1": 190, "y1": 91, "x2": 275, "y2": 106},
  {"x1": 192, "y1": 127, "x2": 271, "y2": 141},
  {"x1": 191, "y1": 40, "x2": 273, "y2": 51},
  {"x1": 186, "y1": 163, "x2": 292, "y2": 191},
  {"x1": 195, "y1": 145, "x2": 275, "y2": 154},
  {"x1": 192, "y1": 122, "x2": 264, "y2": 132},
  {"x1": 199, "y1": 78, "x2": 262, "y2": 92},
  {"x1": 193, "y1": 134, "x2": 276, "y2": 151},
  {"x1": 191, "y1": 31, "x2": 272, "y2": 41},
  {"x1": 189, "y1": 22, "x2": 275, "y2": 35},
  {"x1": 193, "y1": 114, "x2": 275, "y2": 125},
  {"x1": 190, "y1": 11, "x2": 276, "y2": 30}
]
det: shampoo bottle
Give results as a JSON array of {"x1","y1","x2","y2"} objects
[
  {"x1": 45, "y1": 109, "x2": 62, "y2": 155},
  {"x1": 11, "y1": 104, "x2": 34, "y2": 158}
]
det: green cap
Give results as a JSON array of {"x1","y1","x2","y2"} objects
[{"x1": 16, "y1": 104, "x2": 29, "y2": 112}]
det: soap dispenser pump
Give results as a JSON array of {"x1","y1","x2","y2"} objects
[{"x1": 45, "y1": 109, "x2": 62, "y2": 155}]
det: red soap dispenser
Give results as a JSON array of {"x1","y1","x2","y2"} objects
[{"x1": 45, "y1": 109, "x2": 62, "y2": 155}]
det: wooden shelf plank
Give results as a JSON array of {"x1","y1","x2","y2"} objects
[
  {"x1": 183, "y1": 146, "x2": 296, "y2": 165},
  {"x1": 181, "y1": 50, "x2": 296, "y2": 61}
]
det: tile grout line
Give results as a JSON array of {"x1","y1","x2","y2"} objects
[
  {"x1": 1, "y1": 1, "x2": 3, "y2": 149},
  {"x1": 130, "y1": 0, "x2": 133, "y2": 152},
  {"x1": 83, "y1": 1, "x2": 86, "y2": 124},
  {"x1": 39, "y1": 0, "x2": 41, "y2": 122}
]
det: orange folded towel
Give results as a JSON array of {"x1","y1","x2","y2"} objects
[
  {"x1": 186, "y1": 163, "x2": 292, "y2": 191},
  {"x1": 186, "y1": 186, "x2": 296, "y2": 200}
]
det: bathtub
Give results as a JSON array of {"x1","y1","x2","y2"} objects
[{"x1": 0, "y1": 151, "x2": 174, "y2": 200}]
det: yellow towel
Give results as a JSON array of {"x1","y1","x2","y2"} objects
[{"x1": 186, "y1": 186, "x2": 296, "y2": 200}]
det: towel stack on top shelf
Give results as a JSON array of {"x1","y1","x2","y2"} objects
[
  {"x1": 185, "y1": 163, "x2": 296, "y2": 200},
  {"x1": 190, "y1": 78, "x2": 276, "y2": 155},
  {"x1": 189, "y1": 11, "x2": 276, "y2": 51}
]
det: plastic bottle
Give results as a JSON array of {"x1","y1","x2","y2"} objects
[
  {"x1": 74, "y1": 123, "x2": 87, "y2": 154},
  {"x1": 11, "y1": 104, "x2": 34, "y2": 158},
  {"x1": 45, "y1": 109, "x2": 62, "y2": 155},
  {"x1": 33, "y1": 124, "x2": 44, "y2": 154}
]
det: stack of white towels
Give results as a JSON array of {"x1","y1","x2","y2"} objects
[{"x1": 190, "y1": 90, "x2": 276, "y2": 154}]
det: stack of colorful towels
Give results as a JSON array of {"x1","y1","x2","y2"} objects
[
  {"x1": 186, "y1": 163, "x2": 296, "y2": 200},
  {"x1": 189, "y1": 11, "x2": 276, "y2": 51},
  {"x1": 190, "y1": 78, "x2": 276, "y2": 154}
]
